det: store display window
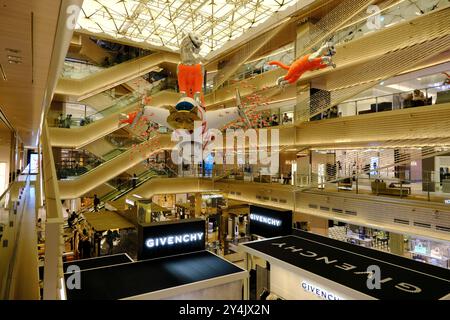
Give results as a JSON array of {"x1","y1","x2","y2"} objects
[{"x1": 409, "y1": 237, "x2": 450, "y2": 269}]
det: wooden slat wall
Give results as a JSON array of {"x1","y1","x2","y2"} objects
[
  {"x1": 297, "y1": 190, "x2": 450, "y2": 241},
  {"x1": 216, "y1": 180, "x2": 450, "y2": 242},
  {"x1": 296, "y1": 102, "x2": 450, "y2": 148}
]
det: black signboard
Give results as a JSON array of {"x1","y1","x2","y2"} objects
[
  {"x1": 249, "y1": 205, "x2": 292, "y2": 238},
  {"x1": 242, "y1": 233, "x2": 450, "y2": 300},
  {"x1": 138, "y1": 219, "x2": 206, "y2": 260}
]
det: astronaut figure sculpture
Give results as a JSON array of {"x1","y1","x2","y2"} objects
[
  {"x1": 269, "y1": 42, "x2": 336, "y2": 87},
  {"x1": 119, "y1": 31, "x2": 248, "y2": 144},
  {"x1": 178, "y1": 32, "x2": 204, "y2": 103}
]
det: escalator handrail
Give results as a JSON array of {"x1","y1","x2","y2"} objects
[{"x1": 59, "y1": 134, "x2": 167, "y2": 180}]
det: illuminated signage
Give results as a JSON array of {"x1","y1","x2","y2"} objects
[
  {"x1": 126, "y1": 198, "x2": 135, "y2": 206},
  {"x1": 445, "y1": 199, "x2": 450, "y2": 205},
  {"x1": 242, "y1": 234, "x2": 450, "y2": 299},
  {"x1": 202, "y1": 194, "x2": 222, "y2": 199},
  {"x1": 249, "y1": 205, "x2": 292, "y2": 238},
  {"x1": 250, "y1": 214, "x2": 281, "y2": 226},
  {"x1": 413, "y1": 245, "x2": 427, "y2": 255},
  {"x1": 271, "y1": 240, "x2": 422, "y2": 295},
  {"x1": 145, "y1": 232, "x2": 204, "y2": 248},
  {"x1": 301, "y1": 281, "x2": 342, "y2": 300},
  {"x1": 138, "y1": 219, "x2": 205, "y2": 260}
]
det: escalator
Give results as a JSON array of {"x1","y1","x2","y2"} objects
[
  {"x1": 49, "y1": 86, "x2": 179, "y2": 148},
  {"x1": 55, "y1": 51, "x2": 179, "y2": 100},
  {"x1": 58, "y1": 134, "x2": 174, "y2": 199},
  {"x1": 51, "y1": 6, "x2": 450, "y2": 149},
  {"x1": 83, "y1": 168, "x2": 168, "y2": 212}
]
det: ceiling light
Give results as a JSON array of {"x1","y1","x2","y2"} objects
[
  {"x1": 7, "y1": 55, "x2": 22, "y2": 64},
  {"x1": 5, "y1": 48, "x2": 21, "y2": 54},
  {"x1": 133, "y1": 194, "x2": 143, "y2": 199}
]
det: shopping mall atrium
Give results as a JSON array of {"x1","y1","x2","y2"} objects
[{"x1": 1, "y1": 0, "x2": 450, "y2": 302}]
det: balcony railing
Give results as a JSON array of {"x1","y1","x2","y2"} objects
[
  {"x1": 323, "y1": 84, "x2": 450, "y2": 120},
  {"x1": 205, "y1": 44, "x2": 294, "y2": 94},
  {"x1": 332, "y1": 0, "x2": 447, "y2": 47},
  {"x1": 0, "y1": 179, "x2": 27, "y2": 299},
  {"x1": 49, "y1": 78, "x2": 177, "y2": 129}
]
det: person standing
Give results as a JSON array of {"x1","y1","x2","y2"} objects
[
  {"x1": 78, "y1": 229, "x2": 91, "y2": 259},
  {"x1": 105, "y1": 230, "x2": 114, "y2": 255},
  {"x1": 37, "y1": 218, "x2": 44, "y2": 243},
  {"x1": 132, "y1": 173, "x2": 137, "y2": 188},
  {"x1": 57, "y1": 113, "x2": 64, "y2": 127},
  {"x1": 93, "y1": 194, "x2": 100, "y2": 212}
]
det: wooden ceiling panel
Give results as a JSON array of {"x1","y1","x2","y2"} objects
[{"x1": 0, "y1": 0, "x2": 60, "y2": 146}]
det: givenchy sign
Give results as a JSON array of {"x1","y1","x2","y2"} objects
[
  {"x1": 272, "y1": 242, "x2": 422, "y2": 295},
  {"x1": 250, "y1": 214, "x2": 281, "y2": 226},
  {"x1": 249, "y1": 205, "x2": 292, "y2": 238},
  {"x1": 301, "y1": 281, "x2": 342, "y2": 300},
  {"x1": 146, "y1": 232, "x2": 204, "y2": 248},
  {"x1": 138, "y1": 219, "x2": 206, "y2": 260},
  {"x1": 242, "y1": 234, "x2": 450, "y2": 300}
]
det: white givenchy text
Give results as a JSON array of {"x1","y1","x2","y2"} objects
[
  {"x1": 146, "y1": 232, "x2": 204, "y2": 248},
  {"x1": 272, "y1": 242, "x2": 422, "y2": 294},
  {"x1": 250, "y1": 214, "x2": 282, "y2": 226}
]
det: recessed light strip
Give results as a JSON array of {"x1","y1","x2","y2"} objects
[{"x1": 0, "y1": 63, "x2": 7, "y2": 81}]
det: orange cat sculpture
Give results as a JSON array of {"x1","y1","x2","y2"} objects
[{"x1": 269, "y1": 43, "x2": 336, "y2": 86}]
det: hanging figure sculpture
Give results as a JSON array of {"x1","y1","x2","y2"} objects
[
  {"x1": 269, "y1": 42, "x2": 337, "y2": 87},
  {"x1": 442, "y1": 72, "x2": 450, "y2": 86},
  {"x1": 166, "y1": 31, "x2": 206, "y2": 131},
  {"x1": 119, "y1": 32, "x2": 250, "y2": 152},
  {"x1": 177, "y1": 32, "x2": 204, "y2": 102}
]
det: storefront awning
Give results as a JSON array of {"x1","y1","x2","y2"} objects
[{"x1": 84, "y1": 211, "x2": 135, "y2": 232}]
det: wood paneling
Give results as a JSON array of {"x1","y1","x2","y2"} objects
[{"x1": 296, "y1": 102, "x2": 450, "y2": 148}]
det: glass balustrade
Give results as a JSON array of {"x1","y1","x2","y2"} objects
[
  {"x1": 335, "y1": 84, "x2": 450, "y2": 119},
  {"x1": 49, "y1": 77, "x2": 178, "y2": 129},
  {"x1": 212, "y1": 164, "x2": 449, "y2": 205},
  {"x1": 332, "y1": 0, "x2": 448, "y2": 47},
  {"x1": 61, "y1": 47, "x2": 153, "y2": 80},
  {"x1": 61, "y1": 60, "x2": 105, "y2": 79},
  {"x1": 56, "y1": 132, "x2": 169, "y2": 180},
  {"x1": 295, "y1": 169, "x2": 449, "y2": 204},
  {"x1": 205, "y1": 44, "x2": 294, "y2": 93},
  {"x1": 49, "y1": 82, "x2": 450, "y2": 132},
  {"x1": 0, "y1": 180, "x2": 27, "y2": 299},
  {"x1": 205, "y1": 0, "x2": 447, "y2": 95}
]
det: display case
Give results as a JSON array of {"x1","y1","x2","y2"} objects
[{"x1": 409, "y1": 237, "x2": 450, "y2": 269}]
